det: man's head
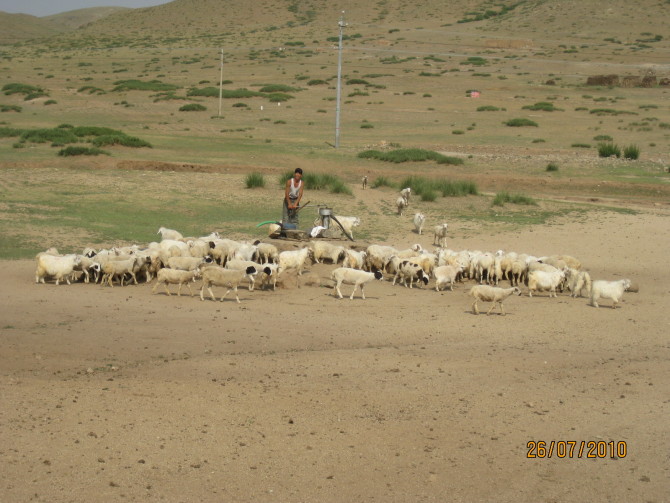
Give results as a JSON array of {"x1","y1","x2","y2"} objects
[{"x1": 294, "y1": 167, "x2": 303, "y2": 180}]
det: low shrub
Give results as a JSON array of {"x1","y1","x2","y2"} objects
[
  {"x1": 546, "y1": 162, "x2": 559, "y2": 172},
  {"x1": 245, "y1": 172, "x2": 265, "y2": 188},
  {"x1": 522, "y1": 101, "x2": 562, "y2": 112},
  {"x1": 357, "y1": 148, "x2": 463, "y2": 165},
  {"x1": 492, "y1": 191, "x2": 537, "y2": 206},
  {"x1": 372, "y1": 176, "x2": 394, "y2": 188},
  {"x1": 179, "y1": 103, "x2": 207, "y2": 111},
  {"x1": 505, "y1": 118, "x2": 538, "y2": 127},
  {"x1": 597, "y1": 142, "x2": 621, "y2": 158},
  {"x1": 0, "y1": 104, "x2": 22, "y2": 112},
  {"x1": 112, "y1": 79, "x2": 179, "y2": 92},
  {"x1": 91, "y1": 135, "x2": 152, "y2": 148},
  {"x1": 58, "y1": 146, "x2": 110, "y2": 156},
  {"x1": 623, "y1": 144, "x2": 640, "y2": 160},
  {"x1": 571, "y1": 143, "x2": 591, "y2": 148}
]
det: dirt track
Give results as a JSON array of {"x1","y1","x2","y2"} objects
[{"x1": 1, "y1": 185, "x2": 668, "y2": 502}]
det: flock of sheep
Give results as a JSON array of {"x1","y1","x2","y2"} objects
[{"x1": 34, "y1": 213, "x2": 634, "y2": 314}]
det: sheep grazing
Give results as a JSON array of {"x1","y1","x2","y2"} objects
[
  {"x1": 396, "y1": 196, "x2": 408, "y2": 216},
  {"x1": 413, "y1": 212, "x2": 426, "y2": 235},
  {"x1": 152, "y1": 268, "x2": 201, "y2": 297},
  {"x1": 527, "y1": 269, "x2": 565, "y2": 298},
  {"x1": 433, "y1": 223, "x2": 448, "y2": 248},
  {"x1": 35, "y1": 252, "x2": 82, "y2": 285},
  {"x1": 590, "y1": 278, "x2": 631, "y2": 308},
  {"x1": 469, "y1": 285, "x2": 521, "y2": 315},
  {"x1": 157, "y1": 226, "x2": 184, "y2": 241},
  {"x1": 277, "y1": 247, "x2": 312, "y2": 276},
  {"x1": 331, "y1": 267, "x2": 384, "y2": 300},
  {"x1": 199, "y1": 265, "x2": 257, "y2": 303},
  {"x1": 433, "y1": 264, "x2": 463, "y2": 292}
]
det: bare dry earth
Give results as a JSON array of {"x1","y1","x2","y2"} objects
[{"x1": 1, "y1": 180, "x2": 669, "y2": 503}]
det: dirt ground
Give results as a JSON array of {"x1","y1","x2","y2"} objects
[{"x1": 1, "y1": 174, "x2": 669, "y2": 503}]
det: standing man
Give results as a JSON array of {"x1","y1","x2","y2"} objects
[{"x1": 283, "y1": 168, "x2": 304, "y2": 226}]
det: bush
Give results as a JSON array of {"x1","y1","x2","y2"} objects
[
  {"x1": 492, "y1": 191, "x2": 537, "y2": 206},
  {"x1": 91, "y1": 135, "x2": 152, "y2": 148},
  {"x1": 179, "y1": 103, "x2": 207, "y2": 112},
  {"x1": 259, "y1": 84, "x2": 300, "y2": 93},
  {"x1": 571, "y1": 143, "x2": 591, "y2": 148},
  {"x1": 357, "y1": 148, "x2": 463, "y2": 165},
  {"x1": 505, "y1": 118, "x2": 538, "y2": 127},
  {"x1": 360, "y1": 123, "x2": 374, "y2": 129},
  {"x1": 623, "y1": 144, "x2": 640, "y2": 160},
  {"x1": 112, "y1": 80, "x2": 178, "y2": 92},
  {"x1": 0, "y1": 104, "x2": 22, "y2": 112},
  {"x1": 477, "y1": 105, "x2": 501, "y2": 111},
  {"x1": 399, "y1": 176, "x2": 478, "y2": 199},
  {"x1": 522, "y1": 102, "x2": 562, "y2": 112},
  {"x1": 21, "y1": 128, "x2": 77, "y2": 144},
  {"x1": 598, "y1": 143, "x2": 621, "y2": 158},
  {"x1": 44, "y1": 100, "x2": 57, "y2": 105},
  {"x1": 372, "y1": 176, "x2": 394, "y2": 188},
  {"x1": 0, "y1": 127, "x2": 23, "y2": 138},
  {"x1": 58, "y1": 146, "x2": 109, "y2": 156},
  {"x1": 2, "y1": 83, "x2": 43, "y2": 96},
  {"x1": 593, "y1": 135, "x2": 613, "y2": 141},
  {"x1": 245, "y1": 172, "x2": 265, "y2": 188},
  {"x1": 546, "y1": 163, "x2": 559, "y2": 172},
  {"x1": 421, "y1": 190, "x2": 437, "y2": 202}
]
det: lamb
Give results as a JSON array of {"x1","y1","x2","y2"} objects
[
  {"x1": 331, "y1": 267, "x2": 384, "y2": 300},
  {"x1": 396, "y1": 195, "x2": 408, "y2": 216},
  {"x1": 254, "y1": 241, "x2": 279, "y2": 264},
  {"x1": 565, "y1": 268, "x2": 592, "y2": 298},
  {"x1": 433, "y1": 264, "x2": 463, "y2": 292},
  {"x1": 469, "y1": 285, "x2": 522, "y2": 315},
  {"x1": 199, "y1": 265, "x2": 257, "y2": 303},
  {"x1": 157, "y1": 227, "x2": 184, "y2": 241},
  {"x1": 433, "y1": 223, "x2": 448, "y2": 248},
  {"x1": 400, "y1": 187, "x2": 411, "y2": 203},
  {"x1": 259, "y1": 263, "x2": 279, "y2": 291},
  {"x1": 309, "y1": 241, "x2": 345, "y2": 264},
  {"x1": 342, "y1": 249, "x2": 367, "y2": 270},
  {"x1": 152, "y1": 268, "x2": 202, "y2": 297},
  {"x1": 277, "y1": 247, "x2": 313, "y2": 275},
  {"x1": 590, "y1": 278, "x2": 631, "y2": 308},
  {"x1": 527, "y1": 269, "x2": 565, "y2": 298},
  {"x1": 35, "y1": 252, "x2": 82, "y2": 285},
  {"x1": 413, "y1": 212, "x2": 426, "y2": 235}
]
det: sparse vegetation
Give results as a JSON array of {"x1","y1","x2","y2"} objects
[
  {"x1": 505, "y1": 118, "x2": 538, "y2": 127},
  {"x1": 179, "y1": 103, "x2": 207, "y2": 112},
  {"x1": 358, "y1": 148, "x2": 463, "y2": 165},
  {"x1": 598, "y1": 143, "x2": 621, "y2": 158},
  {"x1": 623, "y1": 144, "x2": 640, "y2": 160},
  {"x1": 245, "y1": 172, "x2": 265, "y2": 188},
  {"x1": 492, "y1": 191, "x2": 537, "y2": 206},
  {"x1": 58, "y1": 146, "x2": 110, "y2": 156}
]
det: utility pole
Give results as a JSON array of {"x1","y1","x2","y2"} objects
[
  {"x1": 335, "y1": 11, "x2": 347, "y2": 148},
  {"x1": 218, "y1": 48, "x2": 224, "y2": 118}
]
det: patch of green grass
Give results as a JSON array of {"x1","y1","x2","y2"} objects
[
  {"x1": 112, "y1": 79, "x2": 179, "y2": 92},
  {"x1": 598, "y1": 143, "x2": 621, "y2": 158},
  {"x1": 91, "y1": 135, "x2": 152, "y2": 148},
  {"x1": 245, "y1": 172, "x2": 265, "y2": 188},
  {"x1": 58, "y1": 146, "x2": 110, "y2": 156},
  {"x1": 372, "y1": 176, "x2": 394, "y2": 188},
  {"x1": 594, "y1": 135, "x2": 613, "y2": 141},
  {"x1": 399, "y1": 176, "x2": 478, "y2": 199},
  {"x1": 279, "y1": 172, "x2": 351, "y2": 195},
  {"x1": 2, "y1": 83, "x2": 44, "y2": 96},
  {"x1": 522, "y1": 101, "x2": 562, "y2": 112},
  {"x1": 505, "y1": 118, "x2": 538, "y2": 127},
  {"x1": 179, "y1": 103, "x2": 207, "y2": 111},
  {"x1": 571, "y1": 143, "x2": 591, "y2": 148},
  {"x1": 1, "y1": 104, "x2": 22, "y2": 112},
  {"x1": 492, "y1": 191, "x2": 537, "y2": 206},
  {"x1": 477, "y1": 105, "x2": 502, "y2": 111},
  {"x1": 623, "y1": 144, "x2": 640, "y2": 160},
  {"x1": 357, "y1": 148, "x2": 463, "y2": 165},
  {"x1": 546, "y1": 162, "x2": 559, "y2": 172},
  {"x1": 590, "y1": 108, "x2": 637, "y2": 116}
]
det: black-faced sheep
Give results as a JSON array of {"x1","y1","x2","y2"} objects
[
  {"x1": 199, "y1": 265, "x2": 257, "y2": 303},
  {"x1": 331, "y1": 268, "x2": 384, "y2": 300}
]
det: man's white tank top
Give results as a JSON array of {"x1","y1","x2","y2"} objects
[{"x1": 289, "y1": 178, "x2": 302, "y2": 200}]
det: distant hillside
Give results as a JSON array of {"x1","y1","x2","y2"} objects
[
  {"x1": 43, "y1": 7, "x2": 130, "y2": 31},
  {"x1": 0, "y1": 12, "x2": 65, "y2": 43}
]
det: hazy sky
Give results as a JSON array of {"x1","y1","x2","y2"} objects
[{"x1": 0, "y1": 0, "x2": 173, "y2": 17}]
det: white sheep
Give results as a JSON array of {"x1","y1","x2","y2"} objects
[
  {"x1": 565, "y1": 268, "x2": 592, "y2": 298},
  {"x1": 400, "y1": 187, "x2": 411, "y2": 203},
  {"x1": 199, "y1": 265, "x2": 257, "y2": 303},
  {"x1": 101, "y1": 256, "x2": 142, "y2": 287},
  {"x1": 277, "y1": 247, "x2": 313, "y2": 275},
  {"x1": 433, "y1": 223, "x2": 448, "y2": 248},
  {"x1": 332, "y1": 215, "x2": 361, "y2": 239},
  {"x1": 342, "y1": 249, "x2": 367, "y2": 270},
  {"x1": 259, "y1": 263, "x2": 279, "y2": 291},
  {"x1": 152, "y1": 268, "x2": 202, "y2": 297},
  {"x1": 331, "y1": 267, "x2": 384, "y2": 300},
  {"x1": 433, "y1": 264, "x2": 463, "y2": 292},
  {"x1": 35, "y1": 252, "x2": 82, "y2": 285},
  {"x1": 590, "y1": 278, "x2": 631, "y2": 308},
  {"x1": 469, "y1": 285, "x2": 521, "y2": 315},
  {"x1": 157, "y1": 227, "x2": 184, "y2": 241},
  {"x1": 233, "y1": 242, "x2": 258, "y2": 262},
  {"x1": 413, "y1": 212, "x2": 425, "y2": 235},
  {"x1": 396, "y1": 196, "x2": 408, "y2": 216},
  {"x1": 365, "y1": 244, "x2": 398, "y2": 272},
  {"x1": 254, "y1": 241, "x2": 279, "y2": 264},
  {"x1": 527, "y1": 269, "x2": 565, "y2": 298},
  {"x1": 166, "y1": 255, "x2": 211, "y2": 272},
  {"x1": 309, "y1": 241, "x2": 345, "y2": 264},
  {"x1": 472, "y1": 251, "x2": 495, "y2": 284}
]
